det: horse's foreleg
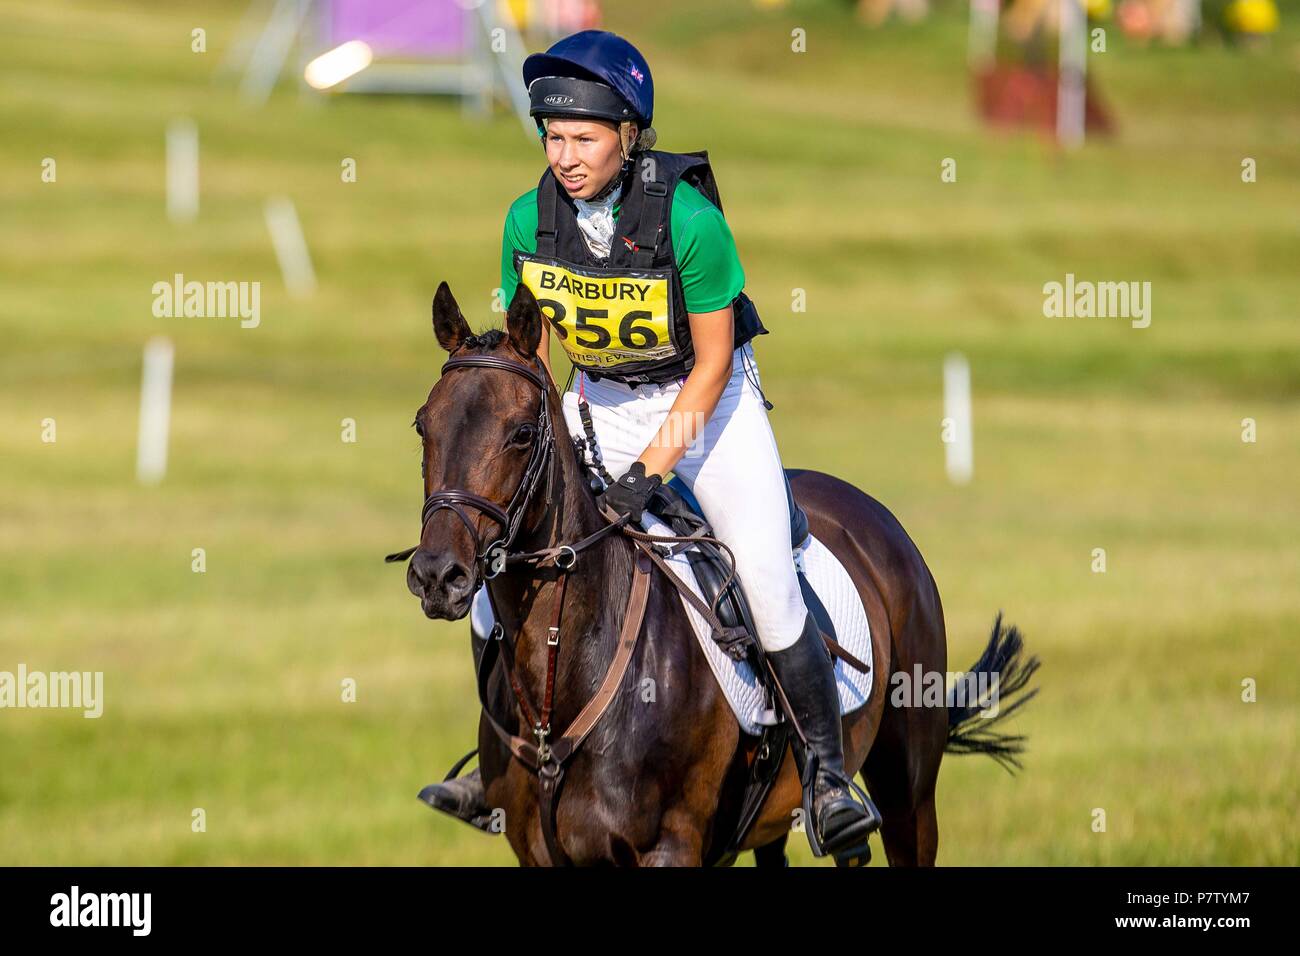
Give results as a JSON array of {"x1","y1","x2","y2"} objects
[
  {"x1": 639, "y1": 838, "x2": 704, "y2": 867},
  {"x1": 637, "y1": 811, "x2": 707, "y2": 867}
]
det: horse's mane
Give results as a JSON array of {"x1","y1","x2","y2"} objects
[{"x1": 461, "y1": 328, "x2": 507, "y2": 353}]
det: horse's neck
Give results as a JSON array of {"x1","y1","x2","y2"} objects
[{"x1": 486, "y1": 387, "x2": 638, "y2": 727}]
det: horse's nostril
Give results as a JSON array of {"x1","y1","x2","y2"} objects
[
  {"x1": 410, "y1": 551, "x2": 440, "y2": 585},
  {"x1": 441, "y1": 563, "x2": 471, "y2": 597},
  {"x1": 410, "y1": 551, "x2": 473, "y2": 602}
]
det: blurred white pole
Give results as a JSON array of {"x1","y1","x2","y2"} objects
[
  {"x1": 944, "y1": 353, "x2": 973, "y2": 485},
  {"x1": 264, "y1": 196, "x2": 316, "y2": 297},
  {"x1": 1057, "y1": 0, "x2": 1086, "y2": 149},
  {"x1": 137, "y1": 338, "x2": 174, "y2": 485},
  {"x1": 240, "y1": 0, "x2": 309, "y2": 105},
  {"x1": 165, "y1": 119, "x2": 199, "y2": 223},
  {"x1": 968, "y1": 0, "x2": 1000, "y2": 70},
  {"x1": 474, "y1": 0, "x2": 538, "y2": 137}
]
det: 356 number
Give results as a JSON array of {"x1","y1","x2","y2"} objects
[{"x1": 538, "y1": 299, "x2": 660, "y2": 351}]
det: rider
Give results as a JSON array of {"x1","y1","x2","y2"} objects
[{"x1": 421, "y1": 30, "x2": 880, "y2": 859}]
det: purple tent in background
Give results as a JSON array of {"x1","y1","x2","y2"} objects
[
  {"x1": 227, "y1": 0, "x2": 542, "y2": 136},
  {"x1": 327, "y1": 0, "x2": 468, "y2": 57}
]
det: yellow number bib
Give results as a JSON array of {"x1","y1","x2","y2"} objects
[{"x1": 518, "y1": 258, "x2": 679, "y2": 370}]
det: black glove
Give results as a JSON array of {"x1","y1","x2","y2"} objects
[{"x1": 602, "y1": 461, "x2": 662, "y2": 523}]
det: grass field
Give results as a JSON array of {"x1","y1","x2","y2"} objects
[{"x1": 1, "y1": 0, "x2": 1297, "y2": 865}]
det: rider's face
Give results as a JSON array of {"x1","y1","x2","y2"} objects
[{"x1": 543, "y1": 119, "x2": 632, "y2": 200}]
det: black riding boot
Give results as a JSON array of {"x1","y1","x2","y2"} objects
[
  {"x1": 767, "y1": 612, "x2": 882, "y2": 859},
  {"x1": 418, "y1": 766, "x2": 493, "y2": 832}
]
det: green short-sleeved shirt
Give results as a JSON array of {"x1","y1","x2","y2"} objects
[{"x1": 500, "y1": 181, "x2": 746, "y2": 314}]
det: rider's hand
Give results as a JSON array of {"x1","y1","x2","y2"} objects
[{"x1": 602, "y1": 462, "x2": 662, "y2": 523}]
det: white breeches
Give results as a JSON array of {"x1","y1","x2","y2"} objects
[{"x1": 471, "y1": 341, "x2": 809, "y2": 653}]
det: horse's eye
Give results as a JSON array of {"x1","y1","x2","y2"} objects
[
  {"x1": 413, "y1": 416, "x2": 425, "y2": 438},
  {"x1": 510, "y1": 423, "x2": 537, "y2": 447}
]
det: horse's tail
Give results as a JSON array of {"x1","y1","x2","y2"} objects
[{"x1": 945, "y1": 612, "x2": 1041, "y2": 773}]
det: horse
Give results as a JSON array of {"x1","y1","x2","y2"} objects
[{"x1": 396, "y1": 280, "x2": 1039, "y2": 866}]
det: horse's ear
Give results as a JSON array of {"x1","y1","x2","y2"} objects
[
  {"x1": 432, "y1": 281, "x2": 472, "y2": 353},
  {"x1": 505, "y1": 283, "x2": 542, "y2": 359}
]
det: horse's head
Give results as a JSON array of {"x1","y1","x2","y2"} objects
[{"x1": 406, "y1": 281, "x2": 549, "y2": 620}]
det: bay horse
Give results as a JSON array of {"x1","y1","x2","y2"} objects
[{"x1": 395, "y1": 281, "x2": 1039, "y2": 866}]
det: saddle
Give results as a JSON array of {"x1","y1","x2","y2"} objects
[
  {"x1": 643, "y1": 472, "x2": 847, "y2": 862},
  {"x1": 646, "y1": 472, "x2": 841, "y2": 666}
]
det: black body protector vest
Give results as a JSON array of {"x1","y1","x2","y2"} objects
[{"x1": 514, "y1": 149, "x2": 768, "y2": 386}]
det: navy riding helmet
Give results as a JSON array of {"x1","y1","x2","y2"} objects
[{"x1": 523, "y1": 30, "x2": 654, "y2": 132}]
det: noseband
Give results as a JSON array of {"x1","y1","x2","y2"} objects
[{"x1": 385, "y1": 353, "x2": 559, "y2": 577}]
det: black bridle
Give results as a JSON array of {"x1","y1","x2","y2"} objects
[{"x1": 385, "y1": 352, "x2": 626, "y2": 577}]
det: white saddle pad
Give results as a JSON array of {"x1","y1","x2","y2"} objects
[{"x1": 639, "y1": 514, "x2": 873, "y2": 736}]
